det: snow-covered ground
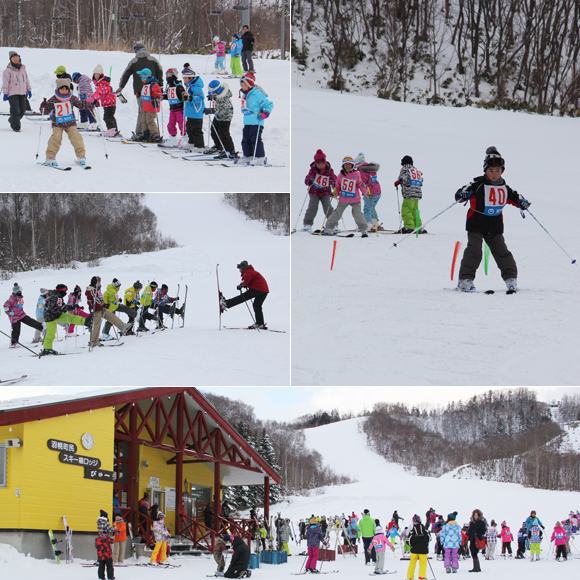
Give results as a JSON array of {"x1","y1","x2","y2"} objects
[
  {"x1": 291, "y1": 86, "x2": 580, "y2": 386},
  {"x1": 0, "y1": 193, "x2": 290, "y2": 385},
  {"x1": 2, "y1": 416, "x2": 578, "y2": 579},
  {"x1": 0, "y1": 47, "x2": 289, "y2": 192}
]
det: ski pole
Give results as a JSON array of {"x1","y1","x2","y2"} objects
[
  {"x1": 35, "y1": 121, "x2": 43, "y2": 160},
  {"x1": 395, "y1": 185, "x2": 402, "y2": 231},
  {"x1": 0, "y1": 329, "x2": 41, "y2": 358},
  {"x1": 92, "y1": 105, "x2": 109, "y2": 159},
  {"x1": 427, "y1": 557, "x2": 437, "y2": 580},
  {"x1": 240, "y1": 289, "x2": 258, "y2": 330},
  {"x1": 293, "y1": 189, "x2": 309, "y2": 231},
  {"x1": 299, "y1": 554, "x2": 308, "y2": 574},
  {"x1": 252, "y1": 124, "x2": 262, "y2": 162},
  {"x1": 317, "y1": 195, "x2": 335, "y2": 235},
  {"x1": 391, "y1": 200, "x2": 460, "y2": 249},
  {"x1": 159, "y1": 41, "x2": 164, "y2": 139},
  {"x1": 525, "y1": 208, "x2": 576, "y2": 264}
]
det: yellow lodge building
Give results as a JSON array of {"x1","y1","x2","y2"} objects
[{"x1": 0, "y1": 387, "x2": 280, "y2": 559}]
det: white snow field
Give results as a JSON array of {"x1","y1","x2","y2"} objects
[
  {"x1": 291, "y1": 85, "x2": 580, "y2": 386},
  {"x1": 2, "y1": 416, "x2": 578, "y2": 579},
  {"x1": 0, "y1": 193, "x2": 290, "y2": 386},
  {"x1": 0, "y1": 47, "x2": 289, "y2": 192}
]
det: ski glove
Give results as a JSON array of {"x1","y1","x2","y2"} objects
[
  {"x1": 8, "y1": 311, "x2": 15, "y2": 317},
  {"x1": 259, "y1": 111, "x2": 270, "y2": 120},
  {"x1": 455, "y1": 187, "x2": 472, "y2": 201},
  {"x1": 2, "y1": 94, "x2": 8, "y2": 101},
  {"x1": 394, "y1": 180, "x2": 400, "y2": 187},
  {"x1": 237, "y1": 284, "x2": 243, "y2": 290},
  {"x1": 518, "y1": 196, "x2": 531, "y2": 210},
  {"x1": 28, "y1": 91, "x2": 32, "y2": 98},
  {"x1": 204, "y1": 108, "x2": 216, "y2": 115}
]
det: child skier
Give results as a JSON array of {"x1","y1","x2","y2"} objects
[
  {"x1": 211, "y1": 36, "x2": 227, "y2": 75},
  {"x1": 551, "y1": 522, "x2": 567, "y2": 561},
  {"x1": 162, "y1": 68, "x2": 186, "y2": 146},
  {"x1": 407, "y1": 515, "x2": 430, "y2": 580},
  {"x1": 485, "y1": 520, "x2": 497, "y2": 560},
  {"x1": 302, "y1": 149, "x2": 336, "y2": 232},
  {"x1": 322, "y1": 156, "x2": 368, "y2": 237},
  {"x1": 150, "y1": 512, "x2": 171, "y2": 564},
  {"x1": 205, "y1": 80, "x2": 236, "y2": 158},
  {"x1": 499, "y1": 521, "x2": 513, "y2": 557},
  {"x1": 371, "y1": 525, "x2": 389, "y2": 574},
  {"x1": 527, "y1": 521, "x2": 543, "y2": 561},
  {"x1": 239, "y1": 73, "x2": 273, "y2": 164},
  {"x1": 3, "y1": 283, "x2": 43, "y2": 347},
  {"x1": 43, "y1": 78, "x2": 95, "y2": 167},
  {"x1": 394, "y1": 155, "x2": 425, "y2": 234},
  {"x1": 305, "y1": 517, "x2": 325, "y2": 573},
  {"x1": 135, "y1": 67, "x2": 162, "y2": 142},
  {"x1": 387, "y1": 522, "x2": 399, "y2": 552},
  {"x1": 181, "y1": 64, "x2": 205, "y2": 151},
  {"x1": 33, "y1": 288, "x2": 49, "y2": 343},
  {"x1": 214, "y1": 533, "x2": 230, "y2": 575},
  {"x1": 71, "y1": 71, "x2": 98, "y2": 129},
  {"x1": 88, "y1": 64, "x2": 118, "y2": 136},
  {"x1": 440, "y1": 513, "x2": 462, "y2": 574},
  {"x1": 515, "y1": 522, "x2": 527, "y2": 559},
  {"x1": 229, "y1": 34, "x2": 244, "y2": 76},
  {"x1": 219, "y1": 261, "x2": 269, "y2": 330},
  {"x1": 66, "y1": 285, "x2": 88, "y2": 335},
  {"x1": 355, "y1": 152, "x2": 383, "y2": 231},
  {"x1": 96, "y1": 511, "x2": 116, "y2": 580},
  {"x1": 454, "y1": 146, "x2": 531, "y2": 292}
]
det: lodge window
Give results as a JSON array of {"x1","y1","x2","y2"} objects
[{"x1": 0, "y1": 444, "x2": 6, "y2": 487}]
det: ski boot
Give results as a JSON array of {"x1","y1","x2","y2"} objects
[
  {"x1": 75, "y1": 156, "x2": 87, "y2": 167},
  {"x1": 219, "y1": 293, "x2": 228, "y2": 313},
  {"x1": 45, "y1": 157, "x2": 58, "y2": 167},
  {"x1": 41, "y1": 348, "x2": 59, "y2": 356}
]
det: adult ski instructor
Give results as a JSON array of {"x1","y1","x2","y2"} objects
[
  {"x1": 116, "y1": 42, "x2": 163, "y2": 138},
  {"x1": 220, "y1": 261, "x2": 269, "y2": 329}
]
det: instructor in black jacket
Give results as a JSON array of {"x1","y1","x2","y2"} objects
[
  {"x1": 240, "y1": 26, "x2": 255, "y2": 72},
  {"x1": 467, "y1": 509, "x2": 486, "y2": 573},
  {"x1": 225, "y1": 537, "x2": 251, "y2": 578}
]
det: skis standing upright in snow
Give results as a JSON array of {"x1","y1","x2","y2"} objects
[
  {"x1": 217, "y1": 264, "x2": 222, "y2": 330},
  {"x1": 63, "y1": 516, "x2": 73, "y2": 563}
]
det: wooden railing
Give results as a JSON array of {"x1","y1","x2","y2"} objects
[{"x1": 179, "y1": 513, "x2": 216, "y2": 552}]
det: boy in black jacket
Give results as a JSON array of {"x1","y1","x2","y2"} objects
[
  {"x1": 225, "y1": 536, "x2": 251, "y2": 578},
  {"x1": 455, "y1": 146, "x2": 530, "y2": 293}
]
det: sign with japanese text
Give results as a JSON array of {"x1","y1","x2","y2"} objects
[
  {"x1": 47, "y1": 439, "x2": 78, "y2": 453},
  {"x1": 59, "y1": 451, "x2": 101, "y2": 468},
  {"x1": 84, "y1": 467, "x2": 114, "y2": 482}
]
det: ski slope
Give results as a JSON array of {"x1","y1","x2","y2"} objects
[
  {"x1": 291, "y1": 85, "x2": 580, "y2": 386},
  {"x1": 0, "y1": 193, "x2": 290, "y2": 386},
  {"x1": 0, "y1": 47, "x2": 289, "y2": 192}
]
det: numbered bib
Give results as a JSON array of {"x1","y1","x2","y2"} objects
[
  {"x1": 141, "y1": 84, "x2": 152, "y2": 102},
  {"x1": 340, "y1": 177, "x2": 357, "y2": 198},
  {"x1": 167, "y1": 87, "x2": 180, "y2": 105},
  {"x1": 409, "y1": 168, "x2": 423, "y2": 187},
  {"x1": 54, "y1": 101, "x2": 74, "y2": 124},
  {"x1": 370, "y1": 175, "x2": 378, "y2": 184},
  {"x1": 484, "y1": 184, "x2": 507, "y2": 216},
  {"x1": 313, "y1": 174, "x2": 330, "y2": 189}
]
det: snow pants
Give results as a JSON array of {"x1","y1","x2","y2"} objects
[
  {"x1": 141, "y1": 111, "x2": 159, "y2": 137},
  {"x1": 44, "y1": 312, "x2": 88, "y2": 350},
  {"x1": 78, "y1": 94, "x2": 97, "y2": 124},
  {"x1": 186, "y1": 117, "x2": 205, "y2": 148},
  {"x1": 325, "y1": 201, "x2": 367, "y2": 233},
  {"x1": 282, "y1": 541, "x2": 291, "y2": 555},
  {"x1": 67, "y1": 308, "x2": 88, "y2": 333},
  {"x1": 10, "y1": 315, "x2": 42, "y2": 345},
  {"x1": 501, "y1": 541, "x2": 512, "y2": 555},
  {"x1": 104, "y1": 304, "x2": 136, "y2": 335},
  {"x1": 8, "y1": 94, "x2": 26, "y2": 131},
  {"x1": 444, "y1": 547, "x2": 459, "y2": 569},
  {"x1": 407, "y1": 553, "x2": 427, "y2": 579},
  {"x1": 304, "y1": 194, "x2": 333, "y2": 227},
  {"x1": 90, "y1": 310, "x2": 125, "y2": 344},
  {"x1": 516, "y1": 540, "x2": 525, "y2": 558},
  {"x1": 98, "y1": 557, "x2": 114, "y2": 580},
  {"x1": 231, "y1": 55, "x2": 244, "y2": 76},
  {"x1": 225, "y1": 289, "x2": 268, "y2": 326},
  {"x1": 46, "y1": 125, "x2": 86, "y2": 159},
  {"x1": 363, "y1": 194, "x2": 381, "y2": 223},
  {"x1": 530, "y1": 543, "x2": 540, "y2": 557},
  {"x1": 486, "y1": 542, "x2": 496, "y2": 559},
  {"x1": 103, "y1": 105, "x2": 118, "y2": 130},
  {"x1": 211, "y1": 119, "x2": 235, "y2": 154},
  {"x1": 135, "y1": 95, "x2": 143, "y2": 135},
  {"x1": 306, "y1": 546, "x2": 319, "y2": 570},
  {"x1": 241, "y1": 124, "x2": 265, "y2": 158},
  {"x1": 150, "y1": 541, "x2": 167, "y2": 563},
  {"x1": 113, "y1": 540, "x2": 126, "y2": 563},
  {"x1": 458, "y1": 232, "x2": 517, "y2": 281},
  {"x1": 401, "y1": 198, "x2": 422, "y2": 230},
  {"x1": 375, "y1": 550, "x2": 386, "y2": 572},
  {"x1": 362, "y1": 536, "x2": 376, "y2": 563},
  {"x1": 555, "y1": 545, "x2": 567, "y2": 560},
  {"x1": 215, "y1": 56, "x2": 226, "y2": 71},
  {"x1": 225, "y1": 567, "x2": 248, "y2": 578},
  {"x1": 167, "y1": 109, "x2": 185, "y2": 137},
  {"x1": 214, "y1": 549, "x2": 225, "y2": 572},
  {"x1": 34, "y1": 316, "x2": 45, "y2": 342}
]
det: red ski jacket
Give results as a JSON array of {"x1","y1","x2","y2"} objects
[{"x1": 241, "y1": 265, "x2": 269, "y2": 293}]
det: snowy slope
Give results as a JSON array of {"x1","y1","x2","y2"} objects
[
  {"x1": 0, "y1": 48, "x2": 289, "y2": 192},
  {"x1": 291, "y1": 87, "x2": 580, "y2": 386},
  {"x1": 0, "y1": 193, "x2": 290, "y2": 386}
]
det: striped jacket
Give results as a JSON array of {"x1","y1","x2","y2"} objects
[{"x1": 398, "y1": 164, "x2": 423, "y2": 199}]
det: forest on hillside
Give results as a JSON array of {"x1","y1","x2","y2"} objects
[
  {"x1": 223, "y1": 193, "x2": 290, "y2": 235},
  {"x1": 1, "y1": 0, "x2": 289, "y2": 53},
  {"x1": 292, "y1": 0, "x2": 580, "y2": 115},
  {"x1": 363, "y1": 389, "x2": 580, "y2": 490},
  {"x1": 0, "y1": 193, "x2": 176, "y2": 276}
]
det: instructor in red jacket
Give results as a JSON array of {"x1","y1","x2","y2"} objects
[{"x1": 220, "y1": 261, "x2": 269, "y2": 329}]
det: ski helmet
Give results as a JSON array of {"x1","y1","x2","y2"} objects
[
  {"x1": 208, "y1": 80, "x2": 224, "y2": 95},
  {"x1": 113, "y1": 278, "x2": 121, "y2": 288},
  {"x1": 166, "y1": 68, "x2": 179, "y2": 78},
  {"x1": 150, "y1": 281, "x2": 158, "y2": 289},
  {"x1": 342, "y1": 156, "x2": 355, "y2": 169},
  {"x1": 237, "y1": 261, "x2": 249, "y2": 271},
  {"x1": 134, "y1": 281, "x2": 143, "y2": 289},
  {"x1": 56, "y1": 283, "x2": 68, "y2": 297},
  {"x1": 72, "y1": 72, "x2": 81, "y2": 83},
  {"x1": 213, "y1": 36, "x2": 220, "y2": 42}
]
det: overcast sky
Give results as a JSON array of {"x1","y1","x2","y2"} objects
[{"x1": 1, "y1": 386, "x2": 577, "y2": 422}]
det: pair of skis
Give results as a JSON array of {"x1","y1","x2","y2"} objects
[{"x1": 48, "y1": 517, "x2": 73, "y2": 565}]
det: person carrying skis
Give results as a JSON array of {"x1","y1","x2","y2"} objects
[
  {"x1": 220, "y1": 261, "x2": 269, "y2": 329},
  {"x1": 162, "y1": 68, "x2": 186, "y2": 146},
  {"x1": 225, "y1": 536, "x2": 252, "y2": 578},
  {"x1": 71, "y1": 71, "x2": 98, "y2": 129},
  {"x1": 3, "y1": 283, "x2": 43, "y2": 347},
  {"x1": 454, "y1": 146, "x2": 531, "y2": 293},
  {"x1": 181, "y1": 64, "x2": 205, "y2": 151},
  {"x1": 358, "y1": 509, "x2": 377, "y2": 565},
  {"x1": 2, "y1": 50, "x2": 32, "y2": 132},
  {"x1": 87, "y1": 65, "x2": 118, "y2": 136},
  {"x1": 395, "y1": 155, "x2": 425, "y2": 234},
  {"x1": 102, "y1": 278, "x2": 138, "y2": 339},
  {"x1": 407, "y1": 514, "x2": 430, "y2": 580},
  {"x1": 441, "y1": 513, "x2": 462, "y2": 574},
  {"x1": 66, "y1": 284, "x2": 89, "y2": 335},
  {"x1": 150, "y1": 511, "x2": 171, "y2": 564},
  {"x1": 302, "y1": 149, "x2": 336, "y2": 232},
  {"x1": 239, "y1": 73, "x2": 273, "y2": 164},
  {"x1": 43, "y1": 78, "x2": 95, "y2": 168},
  {"x1": 305, "y1": 517, "x2": 325, "y2": 574},
  {"x1": 211, "y1": 37, "x2": 227, "y2": 75},
  {"x1": 205, "y1": 80, "x2": 236, "y2": 159},
  {"x1": 229, "y1": 34, "x2": 244, "y2": 76},
  {"x1": 355, "y1": 152, "x2": 383, "y2": 231},
  {"x1": 41, "y1": 284, "x2": 93, "y2": 355},
  {"x1": 323, "y1": 156, "x2": 368, "y2": 237}
]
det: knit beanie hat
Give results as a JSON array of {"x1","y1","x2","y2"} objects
[
  {"x1": 213, "y1": 36, "x2": 220, "y2": 42},
  {"x1": 241, "y1": 73, "x2": 255, "y2": 88},
  {"x1": 40, "y1": 287, "x2": 49, "y2": 295},
  {"x1": 182, "y1": 63, "x2": 196, "y2": 77},
  {"x1": 208, "y1": 80, "x2": 224, "y2": 95},
  {"x1": 9, "y1": 51, "x2": 19, "y2": 59},
  {"x1": 237, "y1": 260, "x2": 249, "y2": 271},
  {"x1": 166, "y1": 68, "x2": 179, "y2": 78},
  {"x1": 483, "y1": 146, "x2": 505, "y2": 171},
  {"x1": 56, "y1": 78, "x2": 70, "y2": 90},
  {"x1": 375, "y1": 526, "x2": 383, "y2": 534},
  {"x1": 355, "y1": 152, "x2": 365, "y2": 166},
  {"x1": 448, "y1": 514, "x2": 455, "y2": 521},
  {"x1": 313, "y1": 149, "x2": 326, "y2": 162},
  {"x1": 401, "y1": 155, "x2": 413, "y2": 166},
  {"x1": 54, "y1": 65, "x2": 67, "y2": 75},
  {"x1": 93, "y1": 63, "x2": 104, "y2": 76},
  {"x1": 412, "y1": 514, "x2": 421, "y2": 523},
  {"x1": 12, "y1": 283, "x2": 22, "y2": 294}
]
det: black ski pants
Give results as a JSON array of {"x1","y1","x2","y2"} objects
[
  {"x1": 103, "y1": 105, "x2": 118, "y2": 130},
  {"x1": 362, "y1": 536, "x2": 376, "y2": 563},
  {"x1": 516, "y1": 539, "x2": 526, "y2": 558},
  {"x1": 8, "y1": 94, "x2": 27, "y2": 131},
  {"x1": 11, "y1": 315, "x2": 43, "y2": 345},
  {"x1": 225, "y1": 289, "x2": 268, "y2": 326},
  {"x1": 459, "y1": 231, "x2": 517, "y2": 281},
  {"x1": 211, "y1": 119, "x2": 235, "y2": 154},
  {"x1": 98, "y1": 557, "x2": 114, "y2": 580},
  {"x1": 186, "y1": 117, "x2": 204, "y2": 148}
]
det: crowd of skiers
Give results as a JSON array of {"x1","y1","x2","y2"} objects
[{"x1": 2, "y1": 277, "x2": 183, "y2": 355}]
